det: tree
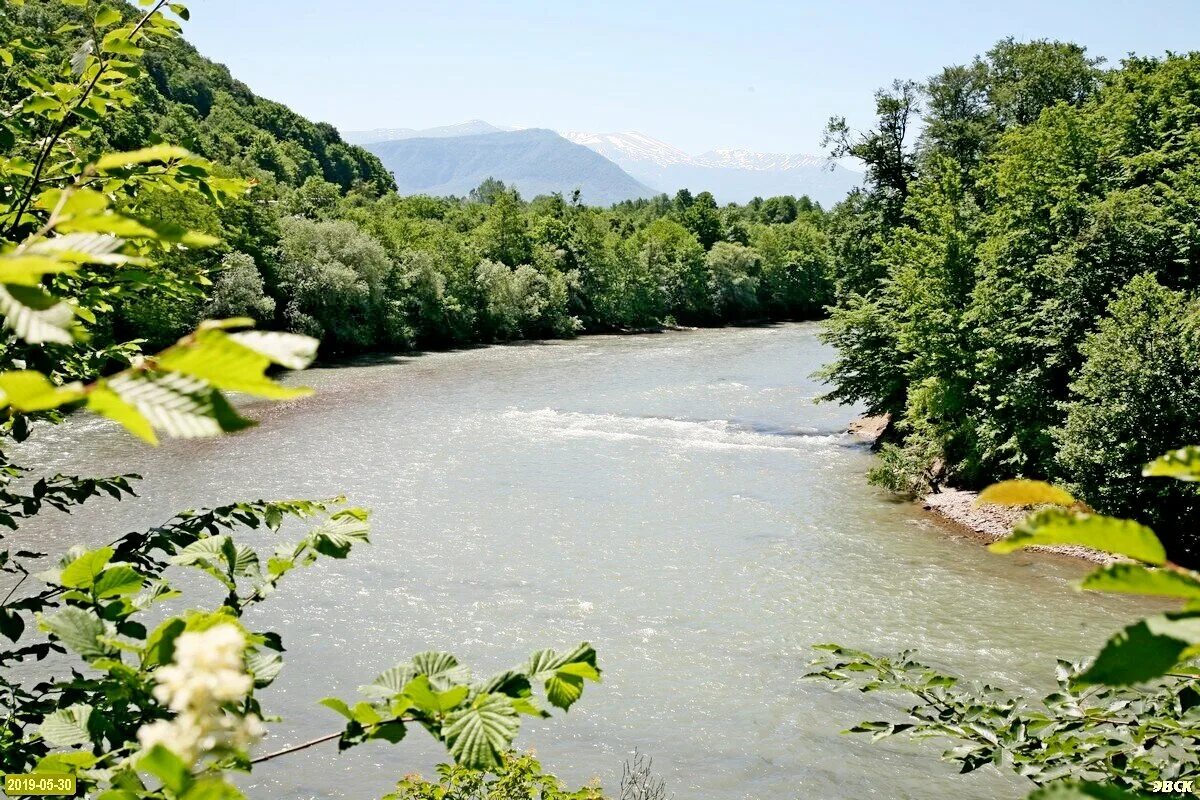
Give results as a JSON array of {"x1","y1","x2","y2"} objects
[
  {"x1": 1056, "y1": 275, "x2": 1200, "y2": 557},
  {"x1": 823, "y1": 79, "x2": 920, "y2": 227},
  {"x1": 276, "y1": 217, "x2": 392, "y2": 352},
  {"x1": 705, "y1": 242, "x2": 760, "y2": 319},
  {"x1": 0, "y1": 7, "x2": 599, "y2": 798},
  {"x1": 205, "y1": 252, "x2": 276, "y2": 322}
]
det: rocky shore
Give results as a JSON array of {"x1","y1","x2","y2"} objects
[
  {"x1": 920, "y1": 488, "x2": 1112, "y2": 564},
  {"x1": 846, "y1": 415, "x2": 1113, "y2": 564}
]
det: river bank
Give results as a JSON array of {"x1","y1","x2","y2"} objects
[{"x1": 847, "y1": 414, "x2": 1112, "y2": 564}]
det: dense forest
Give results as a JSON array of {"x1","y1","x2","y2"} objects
[
  {"x1": 1, "y1": 3, "x2": 836, "y2": 364},
  {"x1": 818, "y1": 39, "x2": 1200, "y2": 558}
]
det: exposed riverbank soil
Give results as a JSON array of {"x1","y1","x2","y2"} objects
[
  {"x1": 920, "y1": 487, "x2": 1113, "y2": 564},
  {"x1": 845, "y1": 414, "x2": 1112, "y2": 565}
]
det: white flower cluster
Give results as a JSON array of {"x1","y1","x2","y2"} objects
[{"x1": 137, "y1": 624, "x2": 265, "y2": 763}]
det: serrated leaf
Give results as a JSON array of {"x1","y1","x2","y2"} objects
[
  {"x1": 443, "y1": 694, "x2": 520, "y2": 770},
  {"x1": 93, "y1": 565, "x2": 143, "y2": 598},
  {"x1": 319, "y1": 697, "x2": 354, "y2": 720},
  {"x1": 38, "y1": 704, "x2": 93, "y2": 746},
  {"x1": 977, "y1": 479, "x2": 1076, "y2": 507},
  {"x1": 1081, "y1": 564, "x2": 1200, "y2": 599},
  {"x1": 0, "y1": 283, "x2": 75, "y2": 344},
  {"x1": 1079, "y1": 612, "x2": 1200, "y2": 685},
  {"x1": 989, "y1": 508, "x2": 1165, "y2": 565},
  {"x1": 0, "y1": 255, "x2": 82, "y2": 285},
  {"x1": 39, "y1": 607, "x2": 109, "y2": 659},
  {"x1": 247, "y1": 646, "x2": 283, "y2": 688},
  {"x1": 26, "y1": 232, "x2": 133, "y2": 265},
  {"x1": 0, "y1": 371, "x2": 84, "y2": 411},
  {"x1": 101, "y1": 371, "x2": 253, "y2": 440},
  {"x1": 228, "y1": 330, "x2": 319, "y2": 370},
  {"x1": 307, "y1": 510, "x2": 370, "y2": 559},
  {"x1": 60, "y1": 546, "x2": 113, "y2": 588},
  {"x1": 87, "y1": 383, "x2": 156, "y2": 443},
  {"x1": 95, "y1": 145, "x2": 191, "y2": 171},
  {"x1": 156, "y1": 328, "x2": 312, "y2": 399},
  {"x1": 1144, "y1": 446, "x2": 1200, "y2": 482},
  {"x1": 69, "y1": 37, "x2": 94, "y2": 74}
]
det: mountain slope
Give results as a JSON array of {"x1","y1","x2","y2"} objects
[
  {"x1": 561, "y1": 131, "x2": 861, "y2": 207},
  {"x1": 0, "y1": 1, "x2": 394, "y2": 194},
  {"x1": 363, "y1": 129, "x2": 655, "y2": 205}
]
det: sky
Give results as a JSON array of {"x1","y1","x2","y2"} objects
[{"x1": 180, "y1": 0, "x2": 1199, "y2": 156}]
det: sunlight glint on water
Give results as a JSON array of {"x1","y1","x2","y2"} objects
[{"x1": 17, "y1": 323, "x2": 1155, "y2": 800}]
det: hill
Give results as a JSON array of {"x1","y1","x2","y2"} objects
[
  {"x1": 562, "y1": 131, "x2": 861, "y2": 207},
  {"x1": 0, "y1": 1, "x2": 394, "y2": 195},
  {"x1": 363, "y1": 129, "x2": 655, "y2": 205}
]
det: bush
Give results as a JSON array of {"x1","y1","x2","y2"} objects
[{"x1": 205, "y1": 252, "x2": 276, "y2": 322}]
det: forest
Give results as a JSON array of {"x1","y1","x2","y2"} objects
[
  {"x1": 818, "y1": 39, "x2": 1200, "y2": 559},
  {"x1": 0, "y1": 2, "x2": 835, "y2": 363},
  {"x1": 4, "y1": 1, "x2": 1200, "y2": 799}
]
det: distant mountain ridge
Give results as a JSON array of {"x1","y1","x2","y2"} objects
[
  {"x1": 343, "y1": 120, "x2": 514, "y2": 145},
  {"x1": 361, "y1": 128, "x2": 655, "y2": 206},
  {"x1": 561, "y1": 130, "x2": 859, "y2": 206}
]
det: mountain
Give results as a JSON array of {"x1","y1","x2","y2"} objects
[
  {"x1": 362, "y1": 129, "x2": 656, "y2": 206},
  {"x1": 561, "y1": 131, "x2": 861, "y2": 207},
  {"x1": 343, "y1": 120, "x2": 512, "y2": 145}
]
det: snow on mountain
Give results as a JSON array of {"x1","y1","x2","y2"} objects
[
  {"x1": 693, "y1": 149, "x2": 828, "y2": 171},
  {"x1": 561, "y1": 132, "x2": 830, "y2": 172},
  {"x1": 561, "y1": 131, "x2": 692, "y2": 168},
  {"x1": 560, "y1": 130, "x2": 860, "y2": 206}
]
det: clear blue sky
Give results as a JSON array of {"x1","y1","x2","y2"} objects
[{"x1": 181, "y1": 0, "x2": 1198, "y2": 155}]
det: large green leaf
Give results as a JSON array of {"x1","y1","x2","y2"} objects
[
  {"x1": 525, "y1": 642, "x2": 600, "y2": 711},
  {"x1": 96, "y1": 370, "x2": 253, "y2": 441},
  {"x1": 93, "y1": 565, "x2": 144, "y2": 598},
  {"x1": 229, "y1": 330, "x2": 319, "y2": 370},
  {"x1": 0, "y1": 283, "x2": 75, "y2": 344},
  {"x1": 95, "y1": 145, "x2": 190, "y2": 171},
  {"x1": 1143, "y1": 446, "x2": 1200, "y2": 482},
  {"x1": 1079, "y1": 612, "x2": 1200, "y2": 685},
  {"x1": 59, "y1": 546, "x2": 113, "y2": 589},
  {"x1": 39, "y1": 607, "x2": 110, "y2": 660},
  {"x1": 443, "y1": 693, "x2": 520, "y2": 770},
  {"x1": 38, "y1": 704, "x2": 93, "y2": 747},
  {"x1": 989, "y1": 508, "x2": 1165, "y2": 565},
  {"x1": 156, "y1": 328, "x2": 312, "y2": 400},
  {"x1": 307, "y1": 510, "x2": 370, "y2": 559},
  {"x1": 977, "y1": 479, "x2": 1076, "y2": 507},
  {"x1": 0, "y1": 370, "x2": 84, "y2": 412},
  {"x1": 1080, "y1": 564, "x2": 1200, "y2": 599}
]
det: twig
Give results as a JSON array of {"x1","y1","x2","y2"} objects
[{"x1": 249, "y1": 731, "x2": 341, "y2": 764}]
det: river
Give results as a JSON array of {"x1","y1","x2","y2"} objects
[{"x1": 15, "y1": 322, "x2": 1154, "y2": 799}]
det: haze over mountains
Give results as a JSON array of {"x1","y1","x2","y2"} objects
[{"x1": 347, "y1": 121, "x2": 862, "y2": 207}]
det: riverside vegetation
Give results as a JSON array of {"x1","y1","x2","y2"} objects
[
  {"x1": 0, "y1": 2, "x2": 603, "y2": 798},
  {"x1": 811, "y1": 37, "x2": 1200, "y2": 800},
  {"x1": 4, "y1": 1, "x2": 1200, "y2": 798}
]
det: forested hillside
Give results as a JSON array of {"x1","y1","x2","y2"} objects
[
  {"x1": 819, "y1": 39, "x2": 1200, "y2": 556},
  {"x1": 0, "y1": 0, "x2": 393, "y2": 194},
  {"x1": 1, "y1": 2, "x2": 837, "y2": 364}
]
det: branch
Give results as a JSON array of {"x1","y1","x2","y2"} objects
[
  {"x1": 249, "y1": 731, "x2": 342, "y2": 764},
  {"x1": 5, "y1": 0, "x2": 169, "y2": 238}
]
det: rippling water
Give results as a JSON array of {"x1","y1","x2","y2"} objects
[{"x1": 15, "y1": 323, "x2": 1156, "y2": 799}]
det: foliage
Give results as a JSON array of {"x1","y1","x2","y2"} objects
[
  {"x1": 811, "y1": 451, "x2": 1200, "y2": 797},
  {"x1": 0, "y1": 5, "x2": 600, "y2": 798},
  {"x1": 818, "y1": 39, "x2": 1200, "y2": 555},
  {"x1": 384, "y1": 751, "x2": 604, "y2": 800}
]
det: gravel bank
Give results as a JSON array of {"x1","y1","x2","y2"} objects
[{"x1": 921, "y1": 488, "x2": 1114, "y2": 564}]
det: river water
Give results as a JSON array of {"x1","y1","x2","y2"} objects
[{"x1": 15, "y1": 323, "x2": 1154, "y2": 799}]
